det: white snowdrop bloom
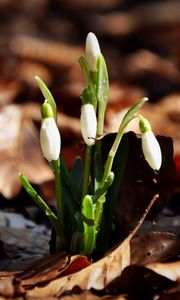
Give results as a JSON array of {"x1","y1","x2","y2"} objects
[
  {"x1": 40, "y1": 117, "x2": 61, "y2": 161},
  {"x1": 141, "y1": 130, "x2": 162, "y2": 171},
  {"x1": 85, "y1": 32, "x2": 101, "y2": 72},
  {"x1": 80, "y1": 104, "x2": 97, "y2": 146}
]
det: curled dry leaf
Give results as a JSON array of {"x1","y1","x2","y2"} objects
[
  {"x1": 0, "y1": 104, "x2": 53, "y2": 198},
  {"x1": 146, "y1": 261, "x2": 180, "y2": 282},
  {"x1": 104, "y1": 264, "x2": 177, "y2": 298},
  {"x1": 16, "y1": 252, "x2": 69, "y2": 286}
]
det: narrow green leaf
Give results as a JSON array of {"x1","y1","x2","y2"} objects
[
  {"x1": 50, "y1": 158, "x2": 80, "y2": 224},
  {"x1": 60, "y1": 158, "x2": 80, "y2": 203},
  {"x1": 61, "y1": 177, "x2": 79, "y2": 222},
  {"x1": 78, "y1": 56, "x2": 92, "y2": 83},
  {"x1": 96, "y1": 54, "x2": 109, "y2": 106},
  {"x1": 19, "y1": 173, "x2": 59, "y2": 231},
  {"x1": 71, "y1": 156, "x2": 83, "y2": 196},
  {"x1": 94, "y1": 141, "x2": 103, "y2": 191},
  {"x1": 79, "y1": 57, "x2": 96, "y2": 108}
]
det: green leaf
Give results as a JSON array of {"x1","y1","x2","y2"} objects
[
  {"x1": 60, "y1": 158, "x2": 80, "y2": 203},
  {"x1": 19, "y1": 173, "x2": 59, "y2": 231},
  {"x1": 78, "y1": 56, "x2": 92, "y2": 84},
  {"x1": 96, "y1": 54, "x2": 109, "y2": 106},
  {"x1": 81, "y1": 195, "x2": 96, "y2": 255},
  {"x1": 71, "y1": 156, "x2": 83, "y2": 196},
  {"x1": 94, "y1": 141, "x2": 103, "y2": 191},
  {"x1": 94, "y1": 194, "x2": 106, "y2": 234},
  {"x1": 50, "y1": 158, "x2": 80, "y2": 224},
  {"x1": 96, "y1": 134, "x2": 129, "y2": 254},
  {"x1": 35, "y1": 76, "x2": 57, "y2": 122},
  {"x1": 61, "y1": 176, "x2": 79, "y2": 223},
  {"x1": 79, "y1": 57, "x2": 96, "y2": 108}
]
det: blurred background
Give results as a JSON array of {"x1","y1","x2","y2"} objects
[{"x1": 0, "y1": 0, "x2": 179, "y2": 216}]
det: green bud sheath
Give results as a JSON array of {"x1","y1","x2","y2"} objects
[
  {"x1": 139, "y1": 116, "x2": 151, "y2": 133},
  {"x1": 81, "y1": 87, "x2": 93, "y2": 105},
  {"x1": 41, "y1": 101, "x2": 54, "y2": 119}
]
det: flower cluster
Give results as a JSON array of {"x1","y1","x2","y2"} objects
[{"x1": 20, "y1": 32, "x2": 162, "y2": 257}]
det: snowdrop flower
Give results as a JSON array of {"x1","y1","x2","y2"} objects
[
  {"x1": 40, "y1": 101, "x2": 61, "y2": 161},
  {"x1": 85, "y1": 32, "x2": 101, "y2": 72},
  {"x1": 139, "y1": 117, "x2": 162, "y2": 171},
  {"x1": 80, "y1": 104, "x2": 97, "y2": 146}
]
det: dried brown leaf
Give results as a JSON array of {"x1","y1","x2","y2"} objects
[
  {"x1": 0, "y1": 81, "x2": 22, "y2": 105},
  {"x1": 0, "y1": 276, "x2": 15, "y2": 297},
  {"x1": 25, "y1": 196, "x2": 158, "y2": 298},
  {"x1": 26, "y1": 236, "x2": 130, "y2": 298},
  {"x1": 10, "y1": 35, "x2": 83, "y2": 67},
  {"x1": 0, "y1": 104, "x2": 53, "y2": 198},
  {"x1": 55, "y1": 290, "x2": 126, "y2": 300},
  {"x1": 131, "y1": 232, "x2": 180, "y2": 265}
]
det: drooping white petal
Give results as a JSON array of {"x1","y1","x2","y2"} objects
[
  {"x1": 85, "y1": 32, "x2": 101, "y2": 72},
  {"x1": 40, "y1": 117, "x2": 61, "y2": 161},
  {"x1": 141, "y1": 131, "x2": 162, "y2": 170},
  {"x1": 80, "y1": 104, "x2": 97, "y2": 146}
]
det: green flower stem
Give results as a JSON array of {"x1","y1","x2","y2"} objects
[
  {"x1": 19, "y1": 173, "x2": 59, "y2": 231},
  {"x1": 82, "y1": 145, "x2": 92, "y2": 199},
  {"x1": 102, "y1": 124, "x2": 125, "y2": 184},
  {"x1": 54, "y1": 158, "x2": 66, "y2": 251},
  {"x1": 94, "y1": 172, "x2": 114, "y2": 234},
  {"x1": 92, "y1": 172, "x2": 114, "y2": 203},
  {"x1": 102, "y1": 97, "x2": 148, "y2": 184},
  {"x1": 94, "y1": 194, "x2": 106, "y2": 229},
  {"x1": 94, "y1": 98, "x2": 148, "y2": 234},
  {"x1": 54, "y1": 158, "x2": 63, "y2": 220}
]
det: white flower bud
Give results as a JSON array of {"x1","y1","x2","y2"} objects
[
  {"x1": 139, "y1": 117, "x2": 162, "y2": 170},
  {"x1": 141, "y1": 130, "x2": 162, "y2": 171},
  {"x1": 85, "y1": 32, "x2": 101, "y2": 72},
  {"x1": 80, "y1": 104, "x2": 97, "y2": 146},
  {"x1": 40, "y1": 117, "x2": 61, "y2": 161}
]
